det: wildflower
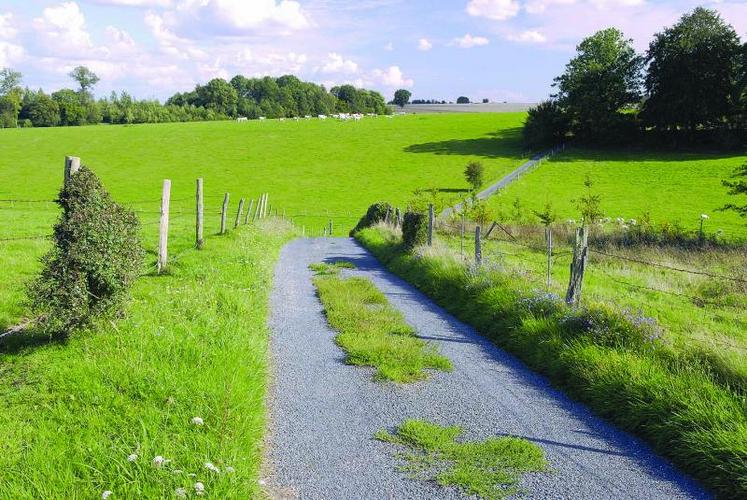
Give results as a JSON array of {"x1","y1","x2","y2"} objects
[
  {"x1": 102, "y1": 491, "x2": 113, "y2": 499},
  {"x1": 194, "y1": 482, "x2": 205, "y2": 496},
  {"x1": 152, "y1": 455, "x2": 170, "y2": 468},
  {"x1": 191, "y1": 416, "x2": 204, "y2": 426},
  {"x1": 204, "y1": 462, "x2": 220, "y2": 473},
  {"x1": 615, "y1": 217, "x2": 624, "y2": 224},
  {"x1": 628, "y1": 219, "x2": 637, "y2": 226},
  {"x1": 127, "y1": 453, "x2": 138, "y2": 462},
  {"x1": 566, "y1": 219, "x2": 576, "y2": 225},
  {"x1": 175, "y1": 488, "x2": 187, "y2": 498},
  {"x1": 172, "y1": 469, "x2": 183, "y2": 475},
  {"x1": 225, "y1": 466, "x2": 235, "y2": 473},
  {"x1": 701, "y1": 214, "x2": 709, "y2": 220}
]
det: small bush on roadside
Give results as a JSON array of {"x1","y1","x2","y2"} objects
[
  {"x1": 350, "y1": 202, "x2": 393, "y2": 235},
  {"x1": 28, "y1": 166, "x2": 144, "y2": 337},
  {"x1": 402, "y1": 211, "x2": 427, "y2": 251}
]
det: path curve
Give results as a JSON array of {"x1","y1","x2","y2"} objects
[{"x1": 264, "y1": 237, "x2": 707, "y2": 499}]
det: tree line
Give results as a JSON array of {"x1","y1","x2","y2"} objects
[
  {"x1": 524, "y1": 7, "x2": 747, "y2": 148},
  {"x1": 0, "y1": 69, "x2": 390, "y2": 128}
]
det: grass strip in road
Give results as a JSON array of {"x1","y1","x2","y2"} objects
[
  {"x1": 376, "y1": 419, "x2": 547, "y2": 499},
  {"x1": 311, "y1": 263, "x2": 451, "y2": 382}
]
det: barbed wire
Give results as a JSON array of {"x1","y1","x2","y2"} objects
[{"x1": 0, "y1": 235, "x2": 50, "y2": 242}]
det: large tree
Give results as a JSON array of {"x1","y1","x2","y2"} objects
[
  {"x1": 0, "y1": 67, "x2": 22, "y2": 96},
  {"x1": 642, "y1": 8, "x2": 741, "y2": 131},
  {"x1": 196, "y1": 78, "x2": 238, "y2": 117},
  {"x1": 554, "y1": 27, "x2": 642, "y2": 141},
  {"x1": 392, "y1": 89, "x2": 411, "y2": 108},
  {"x1": 69, "y1": 66, "x2": 100, "y2": 96}
]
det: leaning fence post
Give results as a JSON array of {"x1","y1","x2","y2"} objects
[
  {"x1": 235, "y1": 198, "x2": 245, "y2": 228},
  {"x1": 565, "y1": 226, "x2": 589, "y2": 306},
  {"x1": 428, "y1": 203, "x2": 434, "y2": 246},
  {"x1": 196, "y1": 178, "x2": 204, "y2": 249},
  {"x1": 245, "y1": 199, "x2": 254, "y2": 224},
  {"x1": 475, "y1": 225, "x2": 482, "y2": 265},
  {"x1": 64, "y1": 156, "x2": 80, "y2": 184},
  {"x1": 158, "y1": 179, "x2": 171, "y2": 274},
  {"x1": 545, "y1": 226, "x2": 553, "y2": 289},
  {"x1": 220, "y1": 193, "x2": 229, "y2": 234}
]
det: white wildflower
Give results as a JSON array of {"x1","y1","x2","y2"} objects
[
  {"x1": 191, "y1": 416, "x2": 204, "y2": 426},
  {"x1": 701, "y1": 214, "x2": 709, "y2": 220},
  {"x1": 616, "y1": 217, "x2": 624, "y2": 224},
  {"x1": 172, "y1": 469, "x2": 183, "y2": 475},
  {"x1": 127, "y1": 453, "x2": 138, "y2": 462},
  {"x1": 102, "y1": 491, "x2": 113, "y2": 499},
  {"x1": 566, "y1": 219, "x2": 576, "y2": 225},
  {"x1": 205, "y1": 462, "x2": 220, "y2": 473},
  {"x1": 175, "y1": 488, "x2": 187, "y2": 498},
  {"x1": 225, "y1": 466, "x2": 235, "y2": 473},
  {"x1": 194, "y1": 482, "x2": 205, "y2": 496},
  {"x1": 152, "y1": 455, "x2": 170, "y2": 468},
  {"x1": 628, "y1": 219, "x2": 637, "y2": 226},
  {"x1": 621, "y1": 224, "x2": 629, "y2": 230}
]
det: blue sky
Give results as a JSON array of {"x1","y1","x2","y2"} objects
[{"x1": 1, "y1": 0, "x2": 745, "y2": 102}]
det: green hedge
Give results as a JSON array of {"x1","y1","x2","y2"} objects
[{"x1": 355, "y1": 226, "x2": 747, "y2": 499}]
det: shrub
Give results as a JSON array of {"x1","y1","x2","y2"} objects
[
  {"x1": 523, "y1": 100, "x2": 569, "y2": 149},
  {"x1": 28, "y1": 166, "x2": 144, "y2": 336},
  {"x1": 350, "y1": 202, "x2": 393, "y2": 236},
  {"x1": 464, "y1": 161, "x2": 484, "y2": 191},
  {"x1": 402, "y1": 211, "x2": 427, "y2": 251}
]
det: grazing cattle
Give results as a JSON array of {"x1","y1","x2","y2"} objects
[
  {"x1": 318, "y1": 114, "x2": 327, "y2": 120},
  {"x1": 237, "y1": 117, "x2": 248, "y2": 122}
]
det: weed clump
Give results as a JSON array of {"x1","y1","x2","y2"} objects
[
  {"x1": 350, "y1": 202, "x2": 393, "y2": 236},
  {"x1": 402, "y1": 211, "x2": 427, "y2": 251},
  {"x1": 28, "y1": 166, "x2": 144, "y2": 336}
]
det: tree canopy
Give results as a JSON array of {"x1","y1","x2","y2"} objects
[{"x1": 392, "y1": 89, "x2": 412, "y2": 107}]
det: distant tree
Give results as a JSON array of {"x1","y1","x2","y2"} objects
[
  {"x1": 523, "y1": 100, "x2": 569, "y2": 148},
  {"x1": 0, "y1": 95, "x2": 20, "y2": 128},
  {"x1": 642, "y1": 8, "x2": 742, "y2": 132},
  {"x1": 0, "y1": 68, "x2": 22, "y2": 96},
  {"x1": 554, "y1": 28, "x2": 642, "y2": 142},
  {"x1": 482, "y1": 98, "x2": 489, "y2": 104},
  {"x1": 22, "y1": 90, "x2": 60, "y2": 127},
  {"x1": 574, "y1": 175, "x2": 603, "y2": 226},
  {"x1": 69, "y1": 66, "x2": 100, "y2": 96},
  {"x1": 52, "y1": 89, "x2": 86, "y2": 126},
  {"x1": 196, "y1": 78, "x2": 238, "y2": 117},
  {"x1": 392, "y1": 89, "x2": 411, "y2": 107},
  {"x1": 456, "y1": 96, "x2": 470, "y2": 104},
  {"x1": 721, "y1": 162, "x2": 747, "y2": 220},
  {"x1": 464, "y1": 161, "x2": 484, "y2": 191}
]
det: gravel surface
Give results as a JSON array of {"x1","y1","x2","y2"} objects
[{"x1": 264, "y1": 237, "x2": 708, "y2": 500}]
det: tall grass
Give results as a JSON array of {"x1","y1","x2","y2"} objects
[
  {"x1": 356, "y1": 225, "x2": 747, "y2": 499},
  {"x1": 0, "y1": 220, "x2": 295, "y2": 498}
]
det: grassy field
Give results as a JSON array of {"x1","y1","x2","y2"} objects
[
  {"x1": 486, "y1": 149, "x2": 747, "y2": 240},
  {"x1": 0, "y1": 113, "x2": 526, "y2": 328},
  {"x1": 0, "y1": 219, "x2": 295, "y2": 498},
  {"x1": 356, "y1": 224, "x2": 747, "y2": 499}
]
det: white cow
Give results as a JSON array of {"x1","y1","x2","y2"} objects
[
  {"x1": 237, "y1": 117, "x2": 248, "y2": 122},
  {"x1": 318, "y1": 114, "x2": 327, "y2": 120}
]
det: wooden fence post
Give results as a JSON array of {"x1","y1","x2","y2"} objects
[
  {"x1": 460, "y1": 212, "x2": 465, "y2": 258},
  {"x1": 385, "y1": 206, "x2": 391, "y2": 225},
  {"x1": 475, "y1": 225, "x2": 482, "y2": 265},
  {"x1": 64, "y1": 156, "x2": 80, "y2": 184},
  {"x1": 254, "y1": 194, "x2": 262, "y2": 221},
  {"x1": 235, "y1": 198, "x2": 245, "y2": 228},
  {"x1": 245, "y1": 199, "x2": 254, "y2": 224},
  {"x1": 328, "y1": 219, "x2": 333, "y2": 236},
  {"x1": 220, "y1": 193, "x2": 229, "y2": 234},
  {"x1": 428, "y1": 203, "x2": 434, "y2": 246},
  {"x1": 158, "y1": 179, "x2": 171, "y2": 273},
  {"x1": 565, "y1": 226, "x2": 589, "y2": 306},
  {"x1": 196, "y1": 178, "x2": 204, "y2": 250}
]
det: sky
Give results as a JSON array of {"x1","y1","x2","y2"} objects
[{"x1": 0, "y1": 0, "x2": 746, "y2": 103}]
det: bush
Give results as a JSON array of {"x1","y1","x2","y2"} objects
[
  {"x1": 523, "y1": 100, "x2": 569, "y2": 149},
  {"x1": 464, "y1": 161, "x2": 484, "y2": 191},
  {"x1": 28, "y1": 166, "x2": 144, "y2": 336},
  {"x1": 402, "y1": 211, "x2": 427, "y2": 251},
  {"x1": 350, "y1": 202, "x2": 392, "y2": 235}
]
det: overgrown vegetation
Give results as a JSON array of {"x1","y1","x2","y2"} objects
[
  {"x1": 355, "y1": 225, "x2": 747, "y2": 499},
  {"x1": 350, "y1": 202, "x2": 393, "y2": 236},
  {"x1": 28, "y1": 166, "x2": 143, "y2": 337},
  {"x1": 376, "y1": 419, "x2": 547, "y2": 499},
  {"x1": 312, "y1": 266, "x2": 451, "y2": 382},
  {"x1": 0, "y1": 220, "x2": 296, "y2": 498},
  {"x1": 402, "y1": 211, "x2": 427, "y2": 251}
]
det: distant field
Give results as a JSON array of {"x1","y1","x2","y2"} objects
[
  {"x1": 486, "y1": 148, "x2": 747, "y2": 240},
  {"x1": 401, "y1": 103, "x2": 536, "y2": 113},
  {"x1": 0, "y1": 113, "x2": 527, "y2": 327}
]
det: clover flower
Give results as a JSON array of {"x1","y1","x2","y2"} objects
[
  {"x1": 127, "y1": 453, "x2": 138, "y2": 462},
  {"x1": 205, "y1": 462, "x2": 220, "y2": 473},
  {"x1": 194, "y1": 482, "x2": 205, "y2": 496},
  {"x1": 191, "y1": 416, "x2": 204, "y2": 426},
  {"x1": 102, "y1": 491, "x2": 112, "y2": 499},
  {"x1": 175, "y1": 488, "x2": 187, "y2": 498},
  {"x1": 152, "y1": 455, "x2": 170, "y2": 468}
]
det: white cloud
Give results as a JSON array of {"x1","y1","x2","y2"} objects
[
  {"x1": 319, "y1": 52, "x2": 358, "y2": 74},
  {"x1": 466, "y1": 0, "x2": 520, "y2": 20},
  {"x1": 506, "y1": 30, "x2": 547, "y2": 43},
  {"x1": 384, "y1": 42, "x2": 393, "y2": 51},
  {"x1": 0, "y1": 13, "x2": 18, "y2": 39},
  {"x1": 33, "y1": 2, "x2": 94, "y2": 55},
  {"x1": 450, "y1": 34, "x2": 490, "y2": 48},
  {"x1": 91, "y1": 0, "x2": 173, "y2": 6},
  {"x1": 175, "y1": 0, "x2": 310, "y2": 34},
  {"x1": 372, "y1": 65, "x2": 413, "y2": 87},
  {"x1": 0, "y1": 42, "x2": 24, "y2": 68},
  {"x1": 417, "y1": 38, "x2": 433, "y2": 51}
]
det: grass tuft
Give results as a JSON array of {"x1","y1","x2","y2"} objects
[
  {"x1": 376, "y1": 419, "x2": 547, "y2": 499},
  {"x1": 309, "y1": 261, "x2": 357, "y2": 275},
  {"x1": 312, "y1": 269, "x2": 451, "y2": 382}
]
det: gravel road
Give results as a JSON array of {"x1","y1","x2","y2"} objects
[{"x1": 264, "y1": 237, "x2": 708, "y2": 500}]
